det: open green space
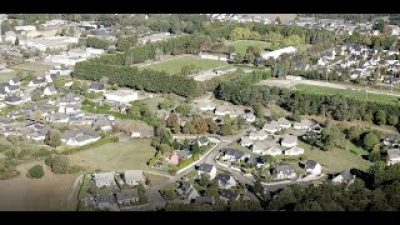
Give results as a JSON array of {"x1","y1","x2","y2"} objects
[
  {"x1": 226, "y1": 40, "x2": 272, "y2": 55},
  {"x1": 140, "y1": 55, "x2": 228, "y2": 75},
  {"x1": 295, "y1": 84, "x2": 400, "y2": 105},
  {"x1": 68, "y1": 139, "x2": 156, "y2": 172}
]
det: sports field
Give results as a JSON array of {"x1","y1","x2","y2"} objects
[{"x1": 140, "y1": 55, "x2": 228, "y2": 75}]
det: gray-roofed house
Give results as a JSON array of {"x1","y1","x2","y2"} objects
[
  {"x1": 284, "y1": 146, "x2": 304, "y2": 156},
  {"x1": 196, "y1": 163, "x2": 217, "y2": 179},
  {"x1": 216, "y1": 173, "x2": 237, "y2": 189},
  {"x1": 221, "y1": 149, "x2": 245, "y2": 162},
  {"x1": 252, "y1": 140, "x2": 276, "y2": 155},
  {"x1": 61, "y1": 130, "x2": 101, "y2": 146},
  {"x1": 274, "y1": 165, "x2": 297, "y2": 180},
  {"x1": 304, "y1": 160, "x2": 322, "y2": 176},
  {"x1": 219, "y1": 189, "x2": 239, "y2": 202},
  {"x1": 122, "y1": 170, "x2": 146, "y2": 186},
  {"x1": 386, "y1": 149, "x2": 400, "y2": 165},
  {"x1": 176, "y1": 183, "x2": 200, "y2": 203},
  {"x1": 92, "y1": 116, "x2": 113, "y2": 131},
  {"x1": 281, "y1": 135, "x2": 298, "y2": 148},
  {"x1": 28, "y1": 77, "x2": 46, "y2": 88},
  {"x1": 88, "y1": 82, "x2": 105, "y2": 93},
  {"x1": 332, "y1": 170, "x2": 355, "y2": 184},
  {"x1": 93, "y1": 172, "x2": 116, "y2": 187},
  {"x1": 116, "y1": 189, "x2": 139, "y2": 206},
  {"x1": 249, "y1": 130, "x2": 268, "y2": 141}
]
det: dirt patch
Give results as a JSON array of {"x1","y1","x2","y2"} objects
[{"x1": 0, "y1": 161, "x2": 79, "y2": 211}]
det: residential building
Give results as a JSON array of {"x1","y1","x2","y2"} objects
[
  {"x1": 197, "y1": 163, "x2": 217, "y2": 179},
  {"x1": 216, "y1": 173, "x2": 237, "y2": 189},
  {"x1": 104, "y1": 89, "x2": 139, "y2": 104},
  {"x1": 122, "y1": 170, "x2": 146, "y2": 186},
  {"x1": 304, "y1": 160, "x2": 322, "y2": 176},
  {"x1": 93, "y1": 172, "x2": 116, "y2": 187},
  {"x1": 284, "y1": 146, "x2": 304, "y2": 156},
  {"x1": 386, "y1": 149, "x2": 400, "y2": 165},
  {"x1": 281, "y1": 135, "x2": 298, "y2": 148},
  {"x1": 274, "y1": 165, "x2": 297, "y2": 180},
  {"x1": 332, "y1": 170, "x2": 355, "y2": 184}
]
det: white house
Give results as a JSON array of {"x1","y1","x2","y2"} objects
[
  {"x1": 104, "y1": 89, "x2": 139, "y2": 104},
  {"x1": 281, "y1": 135, "x2": 298, "y2": 148},
  {"x1": 262, "y1": 121, "x2": 280, "y2": 134},
  {"x1": 284, "y1": 146, "x2": 304, "y2": 156},
  {"x1": 249, "y1": 130, "x2": 268, "y2": 141},
  {"x1": 197, "y1": 163, "x2": 217, "y2": 179},
  {"x1": 332, "y1": 170, "x2": 355, "y2": 184},
  {"x1": 221, "y1": 149, "x2": 245, "y2": 162},
  {"x1": 274, "y1": 165, "x2": 297, "y2": 180},
  {"x1": 261, "y1": 46, "x2": 297, "y2": 60},
  {"x1": 304, "y1": 160, "x2": 322, "y2": 176},
  {"x1": 277, "y1": 117, "x2": 292, "y2": 129},
  {"x1": 93, "y1": 172, "x2": 116, "y2": 187},
  {"x1": 61, "y1": 130, "x2": 101, "y2": 146},
  {"x1": 386, "y1": 149, "x2": 400, "y2": 165}
]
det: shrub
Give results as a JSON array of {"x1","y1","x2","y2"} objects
[
  {"x1": 68, "y1": 165, "x2": 83, "y2": 174},
  {"x1": 27, "y1": 165, "x2": 45, "y2": 179},
  {"x1": 50, "y1": 155, "x2": 70, "y2": 174}
]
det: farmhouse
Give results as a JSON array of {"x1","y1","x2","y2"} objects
[
  {"x1": 93, "y1": 172, "x2": 116, "y2": 187},
  {"x1": 197, "y1": 163, "x2": 217, "y2": 179},
  {"x1": 277, "y1": 117, "x2": 292, "y2": 129},
  {"x1": 197, "y1": 136, "x2": 210, "y2": 146},
  {"x1": 293, "y1": 119, "x2": 315, "y2": 130},
  {"x1": 104, "y1": 89, "x2": 139, "y2": 104}
]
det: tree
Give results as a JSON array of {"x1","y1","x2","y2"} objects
[
  {"x1": 253, "y1": 103, "x2": 264, "y2": 118},
  {"x1": 375, "y1": 110, "x2": 387, "y2": 125},
  {"x1": 14, "y1": 37, "x2": 19, "y2": 46},
  {"x1": 199, "y1": 174, "x2": 210, "y2": 187},
  {"x1": 363, "y1": 132, "x2": 380, "y2": 151},
  {"x1": 44, "y1": 129, "x2": 61, "y2": 147},
  {"x1": 369, "y1": 145, "x2": 381, "y2": 162},
  {"x1": 388, "y1": 114, "x2": 399, "y2": 126},
  {"x1": 49, "y1": 155, "x2": 70, "y2": 174},
  {"x1": 208, "y1": 119, "x2": 219, "y2": 134},
  {"x1": 27, "y1": 165, "x2": 44, "y2": 179}
]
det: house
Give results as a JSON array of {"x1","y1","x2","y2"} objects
[
  {"x1": 28, "y1": 77, "x2": 46, "y2": 88},
  {"x1": 166, "y1": 151, "x2": 180, "y2": 165},
  {"x1": 116, "y1": 189, "x2": 139, "y2": 206},
  {"x1": 216, "y1": 173, "x2": 237, "y2": 189},
  {"x1": 61, "y1": 130, "x2": 101, "y2": 146},
  {"x1": 386, "y1": 149, "x2": 400, "y2": 165},
  {"x1": 281, "y1": 135, "x2": 298, "y2": 148},
  {"x1": 304, "y1": 160, "x2": 322, "y2": 176},
  {"x1": 45, "y1": 73, "x2": 58, "y2": 83},
  {"x1": 240, "y1": 136, "x2": 253, "y2": 147},
  {"x1": 293, "y1": 119, "x2": 315, "y2": 130},
  {"x1": 195, "y1": 196, "x2": 215, "y2": 205},
  {"x1": 4, "y1": 84, "x2": 20, "y2": 94},
  {"x1": 47, "y1": 113, "x2": 69, "y2": 124},
  {"x1": 245, "y1": 155, "x2": 266, "y2": 168},
  {"x1": 58, "y1": 105, "x2": 82, "y2": 116},
  {"x1": 92, "y1": 116, "x2": 113, "y2": 131},
  {"x1": 93, "y1": 172, "x2": 116, "y2": 187},
  {"x1": 242, "y1": 113, "x2": 256, "y2": 123},
  {"x1": 4, "y1": 96, "x2": 25, "y2": 105},
  {"x1": 43, "y1": 85, "x2": 57, "y2": 96},
  {"x1": 261, "y1": 46, "x2": 297, "y2": 60},
  {"x1": 219, "y1": 189, "x2": 239, "y2": 202},
  {"x1": 177, "y1": 149, "x2": 193, "y2": 161},
  {"x1": 197, "y1": 136, "x2": 210, "y2": 146},
  {"x1": 274, "y1": 165, "x2": 297, "y2": 180},
  {"x1": 382, "y1": 134, "x2": 400, "y2": 147},
  {"x1": 49, "y1": 65, "x2": 72, "y2": 76},
  {"x1": 122, "y1": 170, "x2": 146, "y2": 186},
  {"x1": 197, "y1": 163, "x2": 217, "y2": 179},
  {"x1": 95, "y1": 193, "x2": 117, "y2": 209},
  {"x1": 332, "y1": 170, "x2": 355, "y2": 184},
  {"x1": 88, "y1": 82, "x2": 105, "y2": 93},
  {"x1": 59, "y1": 93, "x2": 81, "y2": 105},
  {"x1": 249, "y1": 130, "x2": 268, "y2": 141},
  {"x1": 262, "y1": 121, "x2": 280, "y2": 134},
  {"x1": 252, "y1": 140, "x2": 275, "y2": 155},
  {"x1": 9, "y1": 77, "x2": 21, "y2": 86},
  {"x1": 176, "y1": 184, "x2": 200, "y2": 202},
  {"x1": 263, "y1": 146, "x2": 282, "y2": 156},
  {"x1": 104, "y1": 89, "x2": 139, "y2": 104},
  {"x1": 284, "y1": 146, "x2": 304, "y2": 156},
  {"x1": 388, "y1": 46, "x2": 399, "y2": 56},
  {"x1": 221, "y1": 149, "x2": 245, "y2": 162},
  {"x1": 277, "y1": 117, "x2": 292, "y2": 129}
]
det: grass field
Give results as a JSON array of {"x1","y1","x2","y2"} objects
[
  {"x1": 68, "y1": 139, "x2": 156, "y2": 172},
  {"x1": 0, "y1": 71, "x2": 18, "y2": 83},
  {"x1": 226, "y1": 40, "x2": 272, "y2": 55},
  {"x1": 299, "y1": 141, "x2": 372, "y2": 173},
  {"x1": 295, "y1": 84, "x2": 400, "y2": 105},
  {"x1": 0, "y1": 62, "x2": 52, "y2": 83},
  {"x1": 140, "y1": 55, "x2": 228, "y2": 75}
]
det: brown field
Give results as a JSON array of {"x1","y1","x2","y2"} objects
[{"x1": 0, "y1": 161, "x2": 79, "y2": 211}]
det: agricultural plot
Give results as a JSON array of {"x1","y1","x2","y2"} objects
[{"x1": 140, "y1": 55, "x2": 228, "y2": 75}]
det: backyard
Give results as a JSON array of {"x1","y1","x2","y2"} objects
[
  {"x1": 140, "y1": 55, "x2": 228, "y2": 75},
  {"x1": 68, "y1": 139, "x2": 156, "y2": 172}
]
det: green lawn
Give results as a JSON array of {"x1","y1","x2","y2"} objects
[
  {"x1": 299, "y1": 141, "x2": 372, "y2": 173},
  {"x1": 140, "y1": 55, "x2": 228, "y2": 75},
  {"x1": 68, "y1": 139, "x2": 156, "y2": 172},
  {"x1": 295, "y1": 84, "x2": 400, "y2": 105},
  {"x1": 226, "y1": 40, "x2": 272, "y2": 55}
]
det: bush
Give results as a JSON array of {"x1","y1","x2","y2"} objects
[
  {"x1": 50, "y1": 155, "x2": 70, "y2": 174},
  {"x1": 27, "y1": 165, "x2": 45, "y2": 179},
  {"x1": 68, "y1": 165, "x2": 83, "y2": 174}
]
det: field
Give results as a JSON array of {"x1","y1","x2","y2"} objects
[
  {"x1": 299, "y1": 142, "x2": 372, "y2": 173},
  {"x1": 226, "y1": 40, "x2": 272, "y2": 55},
  {"x1": 68, "y1": 139, "x2": 156, "y2": 172},
  {"x1": 140, "y1": 55, "x2": 228, "y2": 75},
  {"x1": 0, "y1": 161, "x2": 78, "y2": 211},
  {"x1": 0, "y1": 62, "x2": 52, "y2": 83},
  {"x1": 295, "y1": 84, "x2": 400, "y2": 105}
]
